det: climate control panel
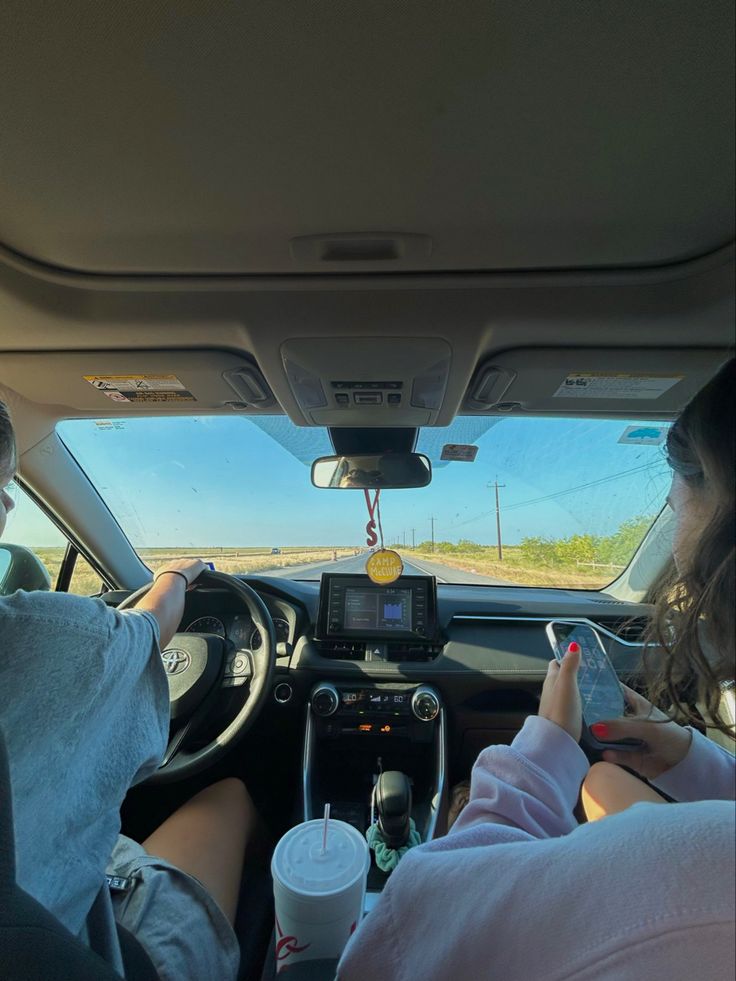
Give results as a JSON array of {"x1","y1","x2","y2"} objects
[{"x1": 309, "y1": 681, "x2": 441, "y2": 737}]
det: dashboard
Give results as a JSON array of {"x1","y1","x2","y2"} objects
[
  {"x1": 104, "y1": 573, "x2": 654, "y2": 775},
  {"x1": 170, "y1": 574, "x2": 650, "y2": 683}
]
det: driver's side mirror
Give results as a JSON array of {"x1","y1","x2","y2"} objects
[{"x1": 0, "y1": 543, "x2": 52, "y2": 595}]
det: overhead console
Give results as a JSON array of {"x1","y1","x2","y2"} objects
[
  {"x1": 315, "y1": 573, "x2": 442, "y2": 662},
  {"x1": 280, "y1": 337, "x2": 452, "y2": 427}
]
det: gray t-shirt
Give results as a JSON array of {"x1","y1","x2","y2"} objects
[{"x1": 0, "y1": 589, "x2": 167, "y2": 936}]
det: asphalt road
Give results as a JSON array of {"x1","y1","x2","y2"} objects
[{"x1": 266, "y1": 551, "x2": 516, "y2": 585}]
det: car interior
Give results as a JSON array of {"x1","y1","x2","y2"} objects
[{"x1": 0, "y1": 2, "x2": 734, "y2": 980}]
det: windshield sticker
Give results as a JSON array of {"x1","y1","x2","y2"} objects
[
  {"x1": 618, "y1": 425, "x2": 668, "y2": 446},
  {"x1": 83, "y1": 374, "x2": 196, "y2": 403},
  {"x1": 440, "y1": 443, "x2": 479, "y2": 462},
  {"x1": 552, "y1": 373, "x2": 682, "y2": 400}
]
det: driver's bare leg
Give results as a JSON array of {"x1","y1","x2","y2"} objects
[
  {"x1": 581, "y1": 762, "x2": 667, "y2": 822},
  {"x1": 142, "y1": 777, "x2": 257, "y2": 924}
]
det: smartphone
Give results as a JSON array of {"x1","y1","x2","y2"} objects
[{"x1": 545, "y1": 620, "x2": 642, "y2": 753}]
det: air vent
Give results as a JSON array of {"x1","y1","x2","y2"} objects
[
  {"x1": 386, "y1": 642, "x2": 444, "y2": 662},
  {"x1": 594, "y1": 616, "x2": 650, "y2": 644},
  {"x1": 316, "y1": 640, "x2": 367, "y2": 660}
]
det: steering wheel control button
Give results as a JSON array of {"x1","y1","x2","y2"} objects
[
  {"x1": 232, "y1": 655, "x2": 248, "y2": 674},
  {"x1": 222, "y1": 676, "x2": 247, "y2": 687},
  {"x1": 411, "y1": 686, "x2": 441, "y2": 722},
  {"x1": 311, "y1": 683, "x2": 339, "y2": 717},
  {"x1": 274, "y1": 682, "x2": 293, "y2": 705}
]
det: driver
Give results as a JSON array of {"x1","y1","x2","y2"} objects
[{"x1": 0, "y1": 399, "x2": 257, "y2": 981}]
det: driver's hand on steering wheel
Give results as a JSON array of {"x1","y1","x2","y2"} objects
[{"x1": 154, "y1": 558, "x2": 208, "y2": 589}]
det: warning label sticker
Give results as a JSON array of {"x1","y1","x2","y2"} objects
[
  {"x1": 83, "y1": 375, "x2": 196, "y2": 403},
  {"x1": 440, "y1": 443, "x2": 479, "y2": 462},
  {"x1": 552, "y1": 373, "x2": 682, "y2": 400}
]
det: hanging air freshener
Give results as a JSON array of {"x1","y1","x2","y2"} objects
[
  {"x1": 366, "y1": 549, "x2": 403, "y2": 584},
  {"x1": 363, "y1": 489, "x2": 403, "y2": 584}
]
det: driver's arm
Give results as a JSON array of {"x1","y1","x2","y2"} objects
[{"x1": 133, "y1": 559, "x2": 206, "y2": 648}]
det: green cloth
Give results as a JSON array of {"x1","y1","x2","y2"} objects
[{"x1": 366, "y1": 818, "x2": 422, "y2": 872}]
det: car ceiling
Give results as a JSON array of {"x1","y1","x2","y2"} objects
[
  {"x1": 0, "y1": 1, "x2": 734, "y2": 455},
  {"x1": 1, "y1": 0, "x2": 733, "y2": 276}
]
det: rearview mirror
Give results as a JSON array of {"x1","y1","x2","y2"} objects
[
  {"x1": 0, "y1": 543, "x2": 52, "y2": 595},
  {"x1": 311, "y1": 452, "x2": 432, "y2": 489}
]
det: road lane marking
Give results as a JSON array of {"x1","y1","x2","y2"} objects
[{"x1": 401, "y1": 557, "x2": 447, "y2": 583}]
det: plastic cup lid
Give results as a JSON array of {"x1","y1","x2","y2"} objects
[{"x1": 272, "y1": 819, "x2": 369, "y2": 897}]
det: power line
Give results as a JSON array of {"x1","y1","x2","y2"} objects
[
  {"x1": 502, "y1": 462, "x2": 663, "y2": 514},
  {"x1": 449, "y1": 462, "x2": 662, "y2": 531}
]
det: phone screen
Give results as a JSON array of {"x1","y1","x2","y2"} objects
[{"x1": 545, "y1": 621, "x2": 625, "y2": 725}]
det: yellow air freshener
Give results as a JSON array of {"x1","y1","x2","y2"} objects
[{"x1": 366, "y1": 549, "x2": 404, "y2": 585}]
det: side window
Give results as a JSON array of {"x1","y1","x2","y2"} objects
[
  {"x1": 2, "y1": 481, "x2": 64, "y2": 587},
  {"x1": 67, "y1": 551, "x2": 104, "y2": 596},
  {"x1": 1, "y1": 482, "x2": 103, "y2": 595}
]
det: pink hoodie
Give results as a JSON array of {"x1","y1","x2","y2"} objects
[{"x1": 338, "y1": 717, "x2": 735, "y2": 981}]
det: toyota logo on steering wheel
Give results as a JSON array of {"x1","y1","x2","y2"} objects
[{"x1": 161, "y1": 649, "x2": 191, "y2": 675}]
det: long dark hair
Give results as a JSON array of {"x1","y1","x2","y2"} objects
[{"x1": 646, "y1": 359, "x2": 735, "y2": 736}]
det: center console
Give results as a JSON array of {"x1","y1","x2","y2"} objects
[{"x1": 302, "y1": 573, "x2": 446, "y2": 902}]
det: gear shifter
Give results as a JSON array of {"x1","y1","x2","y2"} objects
[{"x1": 374, "y1": 770, "x2": 412, "y2": 849}]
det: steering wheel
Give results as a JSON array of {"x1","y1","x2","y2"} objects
[{"x1": 119, "y1": 570, "x2": 276, "y2": 784}]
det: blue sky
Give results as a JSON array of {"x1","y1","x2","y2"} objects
[{"x1": 9, "y1": 414, "x2": 672, "y2": 548}]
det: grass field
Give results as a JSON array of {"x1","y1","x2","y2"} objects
[
  {"x1": 30, "y1": 546, "x2": 359, "y2": 595},
  {"x1": 399, "y1": 545, "x2": 618, "y2": 589},
  {"x1": 28, "y1": 543, "x2": 619, "y2": 593}
]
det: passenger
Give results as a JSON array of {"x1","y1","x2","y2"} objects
[
  {"x1": 338, "y1": 360, "x2": 735, "y2": 981},
  {"x1": 0, "y1": 400, "x2": 258, "y2": 981}
]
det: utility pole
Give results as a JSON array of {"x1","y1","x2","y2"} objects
[
  {"x1": 412, "y1": 528, "x2": 415, "y2": 548},
  {"x1": 403, "y1": 529, "x2": 406, "y2": 547},
  {"x1": 487, "y1": 479, "x2": 505, "y2": 561},
  {"x1": 429, "y1": 516, "x2": 436, "y2": 552}
]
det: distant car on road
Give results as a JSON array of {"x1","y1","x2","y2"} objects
[{"x1": 271, "y1": 547, "x2": 281, "y2": 554}]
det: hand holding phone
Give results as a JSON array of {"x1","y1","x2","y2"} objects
[{"x1": 545, "y1": 621, "x2": 643, "y2": 753}]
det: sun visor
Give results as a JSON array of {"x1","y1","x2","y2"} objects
[
  {"x1": 462, "y1": 348, "x2": 732, "y2": 417},
  {"x1": 280, "y1": 337, "x2": 452, "y2": 427},
  {"x1": 0, "y1": 350, "x2": 279, "y2": 413}
]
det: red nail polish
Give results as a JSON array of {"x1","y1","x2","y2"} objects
[
  {"x1": 567, "y1": 642, "x2": 581, "y2": 654},
  {"x1": 591, "y1": 723, "x2": 609, "y2": 738}
]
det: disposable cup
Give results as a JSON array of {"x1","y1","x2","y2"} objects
[{"x1": 271, "y1": 818, "x2": 370, "y2": 973}]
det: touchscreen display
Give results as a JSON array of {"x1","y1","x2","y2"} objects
[
  {"x1": 319, "y1": 574, "x2": 435, "y2": 639},
  {"x1": 344, "y1": 587, "x2": 413, "y2": 632}
]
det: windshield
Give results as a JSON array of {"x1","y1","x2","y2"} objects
[{"x1": 56, "y1": 415, "x2": 672, "y2": 589}]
